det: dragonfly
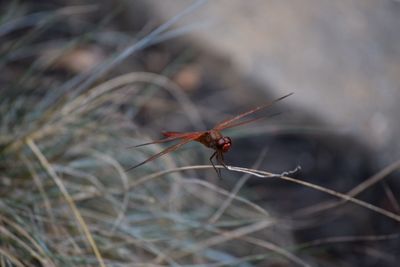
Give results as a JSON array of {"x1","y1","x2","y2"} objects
[{"x1": 126, "y1": 93, "x2": 293, "y2": 176}]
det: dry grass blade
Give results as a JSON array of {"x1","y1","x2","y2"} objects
[
  {"x1": 69, "y1": 0, "x2": 207, "y2": 97},
  {"x1": 298, "y1": 232, "x2": 400, "y2": 249},
  {"x1": 241, "y1": 235, "x2": 311, "y2": 267},
  {"x1": 382, "y1": 181, "x2": 400, "y2": 213},
  {"x1": 63, "y1": 71, "x2": 204, "y2": 127},
  {"x1": 91, "y1": 150, "x2": 129, "y2": 232},
  {"x1": 226, "y1": 165, "x2": 400, "y2": 223},
  {"x1": 0, "y1": 248, "x2": 25, "y2": 267},
  {"x1": 25, "y1": 138, "x2": 106, "y2": 267},
  {"x1": 155, "y1": 220, "x2": 310, "y2": 267},
  {"x1": 183, "y1": 179, "x2": 270, "y2": 216},
  {"x1": 0, "y1": 220, "x2": 55, "y2": 266},
  {"x1": 0, "y1": 226, "x2": 42, "y2": 262},
  {"x1": 124, "y1": 168, "x2": 270, "y2": 216},
  {"x1": 5, "y1": 71, "x2": 203, "y2": 154},
  {"x1": 0, "y1": 214, "x2": 52, "y2": 266},
  {"x1": 294, "y1": 158, "x2": 400, "y2": 216},
  {"x1": 208, "y1": 149, "x2": 268, "y2": 224},
  {"x1": 129, "y1": 164, "x2": 400, "y2": 223},
  {"x1": 19, "y1": 154, "x2": 59, "y2": 236},
  {"x1": 346, "y1": 159, "x2": 400, "y2": 197}
]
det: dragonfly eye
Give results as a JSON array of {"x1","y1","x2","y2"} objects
[{"x1": 218, "y1": 137, "x2": 232, "y2": 152}]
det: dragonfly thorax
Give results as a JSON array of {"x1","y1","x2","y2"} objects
[{"x1": 197, "y1": 130, "x2": 232, "y2": 153}]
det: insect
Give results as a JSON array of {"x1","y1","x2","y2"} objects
[{"x1": 126, "y1": 93, "x2": 293, "y2": 176}]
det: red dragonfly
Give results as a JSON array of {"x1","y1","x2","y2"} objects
[{"x1": 126, "y1": 93, "x2": 293, "y2": 176}]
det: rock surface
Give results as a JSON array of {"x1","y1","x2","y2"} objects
[{"x1": 139, "y1": 0, "x2": 400, "y2": 164}]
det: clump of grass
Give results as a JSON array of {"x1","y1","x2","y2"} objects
[
  {"x1": 2, "y1": 2, "x2": 400, "y2": 267},
  {"x1": 0, "y1": 2, "x2": 302, "y2": 266}
]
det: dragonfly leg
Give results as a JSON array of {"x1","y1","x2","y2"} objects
[
  {"x1": 209, "y1": 151, "x2": 221, "y2": 178},
  {"x1": 217, "y1": 151, "x2": 229, "y2": 171}
]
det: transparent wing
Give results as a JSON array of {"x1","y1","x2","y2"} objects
[
  {"x1": 217, "y1": 112, "x2": 282, "y2": 130},
  {"x1": 125, "y1": 133, "x2": 202, "y2": 172},
  {"x1": 214, "y1": 93, "x2": 293, "y2": 130},
  {"x1": 128, "y1": 131, "x2": 202, "y2": 148},
  {"x1": 162, "y1": 131, "x2": 201, "y2": 138}
]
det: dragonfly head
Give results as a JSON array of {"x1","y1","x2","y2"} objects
[{"x1": 217, "y1": 136, "x2": 232, "y2": 153}]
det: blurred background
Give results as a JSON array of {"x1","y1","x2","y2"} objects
[{"x1": 1, "y1": 0, "x2": 400, "y2": 266}]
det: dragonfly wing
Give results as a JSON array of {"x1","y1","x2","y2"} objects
[
  {"x1": 216, "y1": 112, "x2": 282, "y2": 130},
  {"x1": 129, "y1": 137, "x2": 182, "y2": 148},
  {"x1": 214, "y1": 93, "x2": 293, "y2": 130},
  {"x1": 162, "y1": 131, "x2": 201, "y2": 138},
  {"x1": 125, "y1": 133, "x2": 202, "y2": 172},
  {"x1": 129, "y1": 131, "x2": 202, "y2": 148}
]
